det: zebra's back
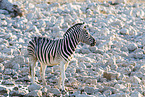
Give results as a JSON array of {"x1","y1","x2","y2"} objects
[{"x1": 27, "y1": 37, "x2": 66, "y2": 66}]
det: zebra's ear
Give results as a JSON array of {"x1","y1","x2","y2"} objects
[{"x1": 80, "y1": 22, "x2": 86, "y2": 29}]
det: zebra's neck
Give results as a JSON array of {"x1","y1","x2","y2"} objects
[{"x1": 60, "y1": 33, "x2": 80, "y2": 61}]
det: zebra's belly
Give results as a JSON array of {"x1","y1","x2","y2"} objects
[
  {"x1": 46, "y1": 58, "x2": 61, "y2": 66},
  {"x1": 40, "y1": 56, "x2": 63, "y2": 66}
]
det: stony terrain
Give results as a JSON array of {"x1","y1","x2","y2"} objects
[{"x1": 0, "y1": 0, "x2": 145, "y2": 97}]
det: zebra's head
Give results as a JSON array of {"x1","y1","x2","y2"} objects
[
  {"x1": 63, "y1": 23, "x2": 96, "y2": 46},
  {"x1": 79, "y1": 24, "x2": 96, "y2": 46}
]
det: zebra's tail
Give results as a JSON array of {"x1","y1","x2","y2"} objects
[{"x1": 29, "y1": 63, "x2": 32, "y2": 76}]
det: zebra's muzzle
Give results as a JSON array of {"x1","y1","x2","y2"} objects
[{"x1": 90, "y1": 39, "x2": 96, "y2": 46}]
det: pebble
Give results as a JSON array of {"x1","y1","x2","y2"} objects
[
  {"x1": 25, "y1": 90, "x2": 42, "y2": 97},
  {"x1": 127, "y1": 43, "x2": 138, "y2": 51},
  {"x1": 84, "y1": 86, "x2": 96, "y2": 95},
  {"x1": 3, "y1": 75, "x2": 12, "y2": 80},
  {"x1": 49, "y1": 88, "x2": 61, "y2": 95},
  {"x1": 0, "y1": 63, "x2": 4, "y2": 73},
  {"x1": 120, "y1": 28, "x2": 129, "y2": 35},
  {"x1": 130, "y1": 76, "x2": 141, "y2": 84},
  {"x1": 114, "y1": 84, "x2": 126, "y2": 91},
  {"x1": 103, "y1": 71, "x2": 120, "y2": 80},
  {"x1": 28, "y1": 83, "x2": 42, "y2": 92},
  {"x1": 0, "y1": 1, "x2": 145, "y2": 97},
  {"x1": 130, "y1": 90, "x2": 143, "y2": 97},
  {"x1": 9, "y1": 90, "x2": 27, "y2": 96},
  {"x1": 109, "y1": 93, "x2": 129, "y2": 97},
  {"x1": 0, "y1": 86, "x2": 9, "y2": 96},
  {"x1": 1, "y1": 80, "x2": 15, "y2": 85}
]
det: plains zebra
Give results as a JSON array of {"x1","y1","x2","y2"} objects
[{"x1": 27, "y1": 23, "x2": 96, "y2": 93}]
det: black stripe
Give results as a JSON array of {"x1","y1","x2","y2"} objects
[
  {"x1": 64, "y1": 39, "x2": 71, "y2": 56},
  {"x1": 67, "y1": 37, "x2": 73, "y2": 54},
  {"x1": 70, "y1": 34, "x2": 76, "y2": 51},
  {"x1": 29, "y1": 41, "x2": 35, "y2": 49},
  {"x1": 52, "y1": 40, "x2": 58, "y2": 59},
  {"x1": 43, "y1": 38, "x2": 49, "y2": 64},
  {"x1": 40, "y1": 38, "x2": 45, "y2": 63},
  {"x1": 44, "y1": 39, "x2": 50, "y2": 64},
  {"x1": 47, "y1": 40, "x2": 54, "y2": 63},
  {"x1": 37, "y1": 38, "x2": 41, "y2": 61},
  {"x1": 61, "y1": 40, "x2": 68, "y2": 60}
]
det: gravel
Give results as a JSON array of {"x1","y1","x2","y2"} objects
[{"x1": 0, "y1": 0, "x2": 145, "y2": 96}]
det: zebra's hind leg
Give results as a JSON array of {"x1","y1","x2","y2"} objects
[
  {"x1": 40, "y1": 63, "x2": 47, "y2": 86},
  {"x1": 29, "y1": 57, "x2": 37, "y2": 84}
]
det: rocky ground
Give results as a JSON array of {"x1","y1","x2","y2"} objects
[{"x1": 0, "y1": 0, "x2": 145, "y2": 97}]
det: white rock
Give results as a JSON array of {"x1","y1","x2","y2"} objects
[
  {"x1": 78, "y1": 62, "x2": 87, "y2": 70},
  {"x1": 133, "y1": 8, "x2": 144, "y2": 18},
  {"x1": 49, "y1": 2, "x2": 60, "y2": 7},
  {"x1": 114, "y1": 84, "x2": 126, "y2": 90},
  {"x1": 52, "y1": 25, "x2": 61, "y2": 33},
  {"x1": 0, "y1": 20, "x2": 7, "y2": 26},
  {"x1": 86, "y1": 79, "x2": 97, "y2": 85},
  {"x1": 86, "y1": 9, "x2": 93, "y2": 15},
  {"x1": 0, "y1": 9, "x2": 9, "y2": 14},
  {"x1": 84, "y1": 86, "x2": 96, "y2": 95},
  {"x1": 115, "y1": 0, "x2": 127, "y2": 3},
  {"x1": 0, "y1": 63, "x2": 4, "y2": 73},
  {"x1": 110, "y1": 20, "x2": 124, "y2": 27},
  {"x1": 4, "y1": 69, "x2": 16, "y2": 75},
  {"x1": 0, "y1": 53, "x2": 14, "y2": 62},
  {"x1": 109, "y1": 93, "x2": 129, "y2": 97},
  {"x1": 11, "y1": 55, "x2": 25, "y2": 65},
  {"x1": 88, "y1": 46, "x2": 97, "y2": 53},
  {"x1": 49, "y1": 88, "x2": 60, "y2": 95},
  {"x1": 133, "y1": 48, "x2": 144, "y2": 59},
  {"x1": 100, "y1": 28, "x2": 110, "y2": 36},
  {"x1": 2, "y1": 80, "x2": 15, "y2": 85},
  {"x1": 107, "y1": 56, "x2": 118, "y2": 70},
  {"x1": 13, "y1": 64, "x2": 20, "y2": 70},
  {"x1": 26, "y1": 25, "x2": 40, "y2": 36},
  {"x1": 120, "y1": 28, "x2": 129, "y2": 35},
  {"x1": 130, "y1": 76, "x2": 141, "y2": 84},
  {"x1": 103, "y1": 90, "x2": 112, "y2": 96},
  {"x1": 20, "y1": 47, "x2": 28, "y2": 56},
  {"x1": 0, "y1": 86, "x2": 9, "y2": 96},
  {"x1": 103, "y1": 71, "x2": 120, "y2": 80},
  {"x1": 87, "y1": 3, "x2": 100, "y2": 11},
  {"x1": 77, "y1": 94, "x2": 95, "y2": 97},
  {"x1": 9, "y1": 90, "x2": 27, "y2": 96},
  {"x1": 127, "y1": 43, "x2": 138, "y2": 51},
  {"x1": 36, "y1": 3, "x2": 49, "y2": 9},
  {"x1": 96, "y1": 68, "x2": 104, "y2": 75},
  {"x1": 20, "y1": 67, "x2": 29, "y2": 74},
  {"x1": 140, "y1": 65, "x2": 145, "y2": 74},
  {"x1": 130, "y1": 91, "x2": 143, "y2": 97},
  {"x1": 117, "y1": 67, "x2": 131, "y2": 75},
  {"x1": 28, "y1": 83, "x2": 42, "y2": 92},
  {"x1": 26, "y1": 90, "x2": 42, "y2": 97},
  {"x1": 80, "y1": 48, "x2": 91, "y2": 54},
  {"x1": 1, "y1": 48, "x2": 15, "y2": 55},
  {"x1": 0, "y1": 14, "x2": 6, "y2": 19}
]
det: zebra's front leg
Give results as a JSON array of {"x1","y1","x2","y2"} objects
[
  {"x1": 59, "y1": 61, "x2": 66, "y2": 93},
  {"x1": 40, "y1": 63, "x2": 47, "y2": 86}
]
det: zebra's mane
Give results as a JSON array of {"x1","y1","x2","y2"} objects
[{"x1": 63, "y1": 23, "x2": 84, "y2": 38}]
